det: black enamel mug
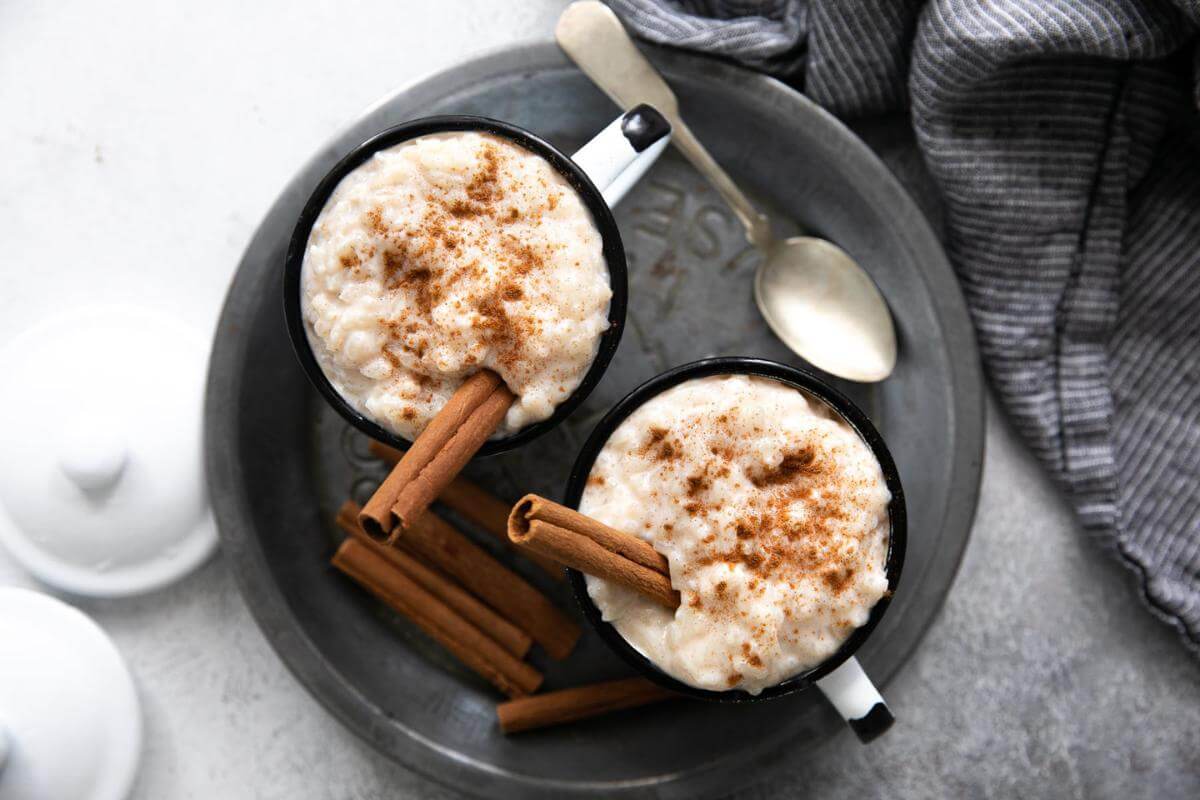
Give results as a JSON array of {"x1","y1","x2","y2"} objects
[
  {"x1": 563, "y1": 357, "x2": 907, "y2": 743},
  {"x1": 283, "y1": 107, "x2": 671, "y2": 456}
]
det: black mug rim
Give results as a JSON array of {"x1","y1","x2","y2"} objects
[
  {"x1": 282, "y1": 115, "x2": 629, "y2": 457},
  {"x1": 563, "y1": 357, "x2": 907, "y2": 702}
]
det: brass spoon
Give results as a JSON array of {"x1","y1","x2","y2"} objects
[{"x1": 557, "y1": 1, "x2": 898, "y2": 382}]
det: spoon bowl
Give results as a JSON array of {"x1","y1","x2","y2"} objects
[{"x1": 755, "y1": 236, "x2": 898, "y2": 382}]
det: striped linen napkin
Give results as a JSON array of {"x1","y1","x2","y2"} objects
[{"x1": 608, "y1": 0, "x2": 1200, "y2": 656}]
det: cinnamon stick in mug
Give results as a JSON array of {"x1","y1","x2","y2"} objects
[
  {"x1": 496, "y1": 677, "x2": 676, "y2": 734},
  {"x1": 359, "y1": 370, "x2": 514, "y2": 540},
  {"x1": 369, "y1": 439, "x2": 565, "y2": 581},
  {"x1": 332, "y1": 539, "x2": 542, "y2": 698},
  {"x1": 509, "y1": 495, "x2": 680, "y2": 609},
  {"x1": 335, "y1": 501, "x2": 532, "y2": 659}
]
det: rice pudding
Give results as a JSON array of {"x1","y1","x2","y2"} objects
[
  {"x1": 579, "y1": 375, "x2": 890, "y2": 694},
  {"x1": 300, "y1": 131, "x2": 610, "y2": 440}
]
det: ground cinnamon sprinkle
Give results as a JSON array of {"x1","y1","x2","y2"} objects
[
  {"x1": 643, "y1": 427, "x2": 679, "y2": 462},
  {"x1": 822, "y1": 566, "x2": 856, "y2": 594},
  {"x1": 399, "y1": 267, "x2": 436, "y2": 315},
  {"x1": 381, "y1": 246, "x2": 408, "y2": 286},
  {"x1": 741, "y1": 643, "x2": 764, "y2": 668},
  {"x1": 750, "y1": 446, "x2": 820, "y2": 487},
  {"x1": 380, "y1": 347, "x2": 403, "y2": 370},
  {"x1": 448, "y1": 198, "x2": 484, "y2": 218},
  {"x1": 502, "y1": 237, "x2": 544, "y2": 275},
  {"x1": 465, "y1": 144, "x2": 502, "y2": 202},
  {"x1": 365, "y1": 206, "x2": 387, "y2": 236}
]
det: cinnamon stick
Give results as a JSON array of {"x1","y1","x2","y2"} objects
[
  {"x1": 497, "y1": 677, "x2": 676, "y2": 734},
  {"x1": 359, "y1": 370, "x2": 512, "y2": 539},
  {"x1": 332, "y1": 539, "x2": 542, "y2": 698},
  {"x1": 368, "y1": 439, "x2": 565, "y2": 581},
  {"x1": 437, "y1": 477, "x2": 513, "y2": 542},
  {"x1": 336, "y1": 501, "x2": 532, "y2": 658},
  {"x1": 406, "y1": 510, "x2": 581, "y2": 659},
  {"x1": 509, "y1": 495, "x2": 680, "y2": 609},
  {"x1": 388, "y1": 381, "x2": 514, "y2": 541},
  {"x1": 346, "y1": 500, "x2": 581, "y2": 660}
]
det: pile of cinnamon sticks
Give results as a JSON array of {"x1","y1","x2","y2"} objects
[{"x1": 330, "y1": 371, "x2": 677, "y2": 733}]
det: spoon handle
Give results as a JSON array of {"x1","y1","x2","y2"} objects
[{"x1": 556, "y1": 1, "x2": 772, "y2": 249}]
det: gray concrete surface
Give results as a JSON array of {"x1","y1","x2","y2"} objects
[{"x1": 1, "y1": 1, "x2": 1197, "y2": 797}]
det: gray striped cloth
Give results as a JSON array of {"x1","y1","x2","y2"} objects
[{"x1": 609, "y1": 0, "x2": 1200, "y2": 656}]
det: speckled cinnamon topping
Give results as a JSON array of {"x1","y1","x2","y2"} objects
[
  {"x1": 580, "y1": 374, "x2": 890, "y2": 694},
  {"x1": 300, "y1": 132, "x2": 610, "y2": 440}
]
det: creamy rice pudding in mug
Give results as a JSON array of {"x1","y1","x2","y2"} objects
[
  {"x1": 299, "y1": 131, "x2": 612, "y2": 441},
  {"x1": 286, "y1": 110, "x2": 673, "y2": 456},
  {"x1": 576, "y1": 366, "x2": 897, "y2": 696}
]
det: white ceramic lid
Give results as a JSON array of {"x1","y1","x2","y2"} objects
[
  {"x1": 0, "y1": 306, "x2": 217, "y2": 596},
  {"x1": 0, "y1": 588, "x2": 142, "y2": 800}
]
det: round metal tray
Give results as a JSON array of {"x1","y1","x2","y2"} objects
[{"x1": 206, "y1": 42, "x2": 984, "y2": 799}]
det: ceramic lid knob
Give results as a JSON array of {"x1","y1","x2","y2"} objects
[
  {"x1": 0, "y1": 307, "x2": 218, "y2": 597},
  {"x1": 57, "y1": 430, "x2": 129, "y2": 493}
]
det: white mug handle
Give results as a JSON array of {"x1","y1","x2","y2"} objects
[
  {"x1": 571, "y1": 104, "x2": 671, "y2": 207},
  {"x1": 815, "y1": 656, "x2": 895, "y2": 743}
]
